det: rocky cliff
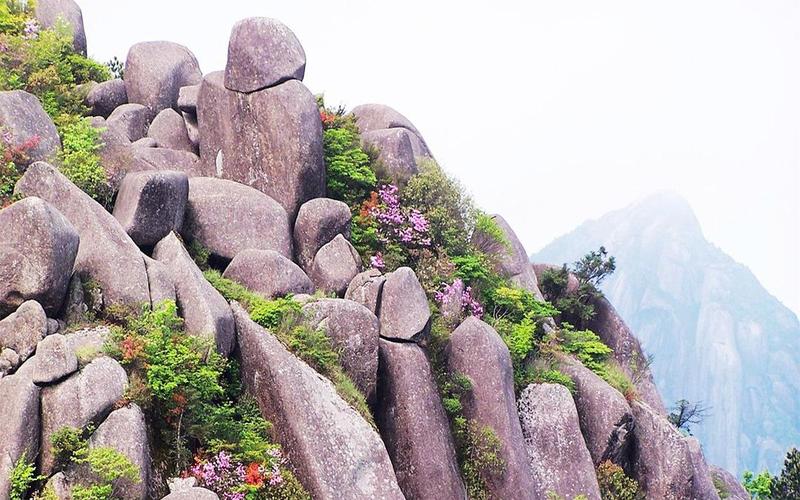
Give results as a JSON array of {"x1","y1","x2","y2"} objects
[
  {"x1": 0, "y1": 1, "x2": 739, "y2": 499},
  {"x1": 533, "y1": 192, "x2": 800, "y2": 475}
]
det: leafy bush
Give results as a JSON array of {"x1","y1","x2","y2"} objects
[
  {"x1": 323, "y1": 126, "x2": 376, "y2": 207},
  {"x1": 472, "y1": 212, "x2": 511, "y2": 255},
  {"x1": 56, "y1": 116, "x2": 110, "y2": 207},
  {"x1": 250, "y1": 297, "x2": 302, "y2": 330},
  {"x1": 51, "y1": 425, "x2": 88, "y2": 470},
  {"x1": 9, "y1": 453, "x2": 40, "y2": 500},
  {"x1": 742, "y1": 470, "x2": 773, "y2": 499},
  {"x1": 516, "y1": 366, "x2": 576, "y2": 394},
  {"x1": 559, "y1": 326, "x2": 612, "y2": 375},
  {"x1": 596, "y1": 460, "x2": 641, "y2": 500}
]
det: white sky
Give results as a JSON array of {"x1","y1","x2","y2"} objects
[{"x1": 79, "y1": 0, "x2": 800, "y2": 315}]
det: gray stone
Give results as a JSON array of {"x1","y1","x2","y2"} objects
[
  {"x1": 107, "y1": 103, "x2": 151, "y2": 142},
  {"x1": 64, "y1": 326, "x2": 109, "y2": 367},
  {"x1": 148, "y1": 108, "x2": 194, "y2": 152},
  {"x1": 90, "y1": 404, "x2": 151, "y2": 500},
  {"x1": 177, "y1": 85, "x2": 199, "y2": 114},
  {"x1": 183, "y1": 111, "x2": 199, "y2": 151},
  {"x1": 361, "y1": 128, "x2": 419, "y2": 184},
  {"x1": 309, "y1": 234, "x2": 362, "y2": 297},
  {"x1": 132, "y1": 137, "x2": 157, "y2": 148},
  {"x1": 517, "y1": 383, "x2": 601, "y2": 500},
  {"x1": 233, "y1": 303, "x2": 404, "y2": 500},
  {"x1": 40, "y1": 356, "x2": 128, "y2": 475},
  {"x1": 16, "y1": 162, "x2": 151, "y2": 310},
  {"x1": 112, "y1": 170, "x2": 189, "y2": 246},
  {"x1": 0, "y1": 348, "x2": 19, "y2": 378},
  {"x1": 0, "y1": 301, "x2": 47, "y2": 367},
  {"x1": 444, "y1": 317, "x2": 536, "y2": 498},
  {"x1": 33, "y1": 334, "x2": 78, "y2": 385},
  {"x1": 43, "y1": 472, "x2": 71, "y2": 500},
  {"x1": 124, "y1": 41, "x2": 202, "y2": 117},
  {"x1": 376, "y1": 339, "x2": 466, "y2": 500},
  {"x1": 152, "y1": 232, "x2": 234, "y2": 356},
  {"x1": 294, "y1": 197, "x2": 352, "y2": 271},
  {"x1": 0, "y1": 197, "x2": 79, "y2": 317},
  {"x1": 0, "y1": 371, "x2": 40, "y2": 500},
  {"x1": 86, "y1": 79, "x2": 127, "y2": 118},
  {"x1": 90, "y1": 116, "x2": 130, "y2": 147},
  {"x1": 162, "y1": 488, "x2": 219, "y2": 500},
  {"x1": 302, "y1": 299, "x2": 379, "y2": 404},
  {"x1": 686, "y1": 437, "x2": 722, "y2": 500},
  {"x1": 710, "y1": 466, "x2": 749, "y2": 500},
  {"x1": 631, "y1": 401, "x2": 716, "y2": 500},
  {"x1": 350, "y1": 103, "x2": 423, "y2": 138},
  {"x1": 587, "y1": 295, "x2": 665, "y2": 414},
  {"x1": 34, "y1": 0, "x2": 86, "y2": 54},
  {"x1": 144, "y1": 256, "x2": 176, "y2": 307},
  {"x1": 379, "y1": 267, "x2": 430, "y2": 342},
  {"x1": 198, "y1": 72, "x2": 324, "y2": 220},
  {"x1": 224, "y1": 17, "x2": 306, "y2": 92},
  {"x1": 223, "y1": 249, "x2": 312, "y2": 299},
  {"x1": 345, "y1": 269, "x2": 386, "y2": 316},
  {"x1": 0, "y1": 90, "x2": 60, "y2": 165},
  {"x1": 182, "y1": 177, "x2": 292, "y2": 261},
  {"x1": 558, "y1": 356, "x2": 634, "y2": 466}
]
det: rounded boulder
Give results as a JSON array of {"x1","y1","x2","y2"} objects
[
  {"x1": 125, "y1": 41, "x2": 202, "y2": 116},
  {"x1": 223, "y1": 249, "x2": 312, "y2": 299}
]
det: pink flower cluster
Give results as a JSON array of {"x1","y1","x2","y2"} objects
[
  {"x1": 190, "y1": 452, "x2": 246, "y2": 500},
  {"x1": 22, "y1": 19, "x2": 39, "y2": 39},
  {"x1": 435, "y1": 278, "x2": 484, "y2": 318},
  {"x1": 371, "y1": 184, "x2": 431, "y2": 247},
  {"x1": 370, "y1": 252, "x2": 385, "y2": 269}
]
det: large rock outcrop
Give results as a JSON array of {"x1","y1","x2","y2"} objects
[
  {"x1": 0, "y1": 301, "x2": 48, "y2": 370},
  {"x1": 197, "y1": 71, "x2": 324, "y2": 220},
  {"x1": 710, "y1": 466, "x2": 750, "y2": 500},
  {"x1": 147, "y1": 108, "x2": 194, "y2": 153},
  {"x1": 107, "y1": 103, "x2": 150, "y2": 142},
  {"x1": 152, "y1": 232, "x2": 235, "y2": 356},
  {"x1": 301, "y1": 299, "x2": 379, "y2": 404},
  {"x1": 224, "y1": 17, "x2": 306, "y2": 92},
  {"x1": 379, "y1": 267, "x2": 430, "y2": 342},
  {"x1": 293, "y1": 198, "x2": 351, "y2": 271},
  {"x1": 376, "y1": 339, "x2": 466, "y2": 500},
  {"x1": 360, "y1": 128, "x2": 420, "y2": 184},
  {"x1": 350, "y1": 103, "x2": 431, "y2": 157},
  {"x1": 124, "y1": 41, "x2": 202, "y2": 117},
  {"x1": 0, "y1": 197, "x2": 79, "y2": 317},
  {"x1": 0, "y1": 369, "x2": 40, "y2": 500},
  {"x1": 345, "y1": 269, "x2": 386, "y2": 316},
  {"x1": 308, "y1": 234, "x2": 362, "y2": 296},
  {"x1": 182, "y1": 177, "x2": 292, "y2": 261},
  {"x1": 34, "y1": 0, "x2": 86, "y2": 54},
  {"x1": 517, "y1": 383, "x2": 601, "y2": 500},
  {"x1": 113, "y1": 170, "x2": 189, "y2": 247},
  {"x1": 222, "y1": 249, "x2": 312, "y2": 299},
  {"x1": 32, "y1": 333, "x2": 78, "y2": 385},
  {"x1": 445, "y1": 317, "x2": 536, "y2": 498},
  {"x1": 86, "y1": 79, "x2": 127, "y2": 118},
  {"x1": 39, "y1": 357, "x2": 128, "y2": 475},
  {"x1": 0, "y1": 90, "x2": 61, "y2": 166},
  {"x1": 233, "y1": 303, "x2": 404, "y2": 499},
  {"x1": 15, "y1": 162, "x2": 151, "y2": 310}
]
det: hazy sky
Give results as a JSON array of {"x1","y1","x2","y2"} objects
[{"x1": 79, "y1": 0, "x2": 800, "y2": 315}]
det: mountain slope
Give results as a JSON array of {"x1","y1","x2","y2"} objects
[{"x1": 532, "y1": 192, "x2": 800, "y2": 475}]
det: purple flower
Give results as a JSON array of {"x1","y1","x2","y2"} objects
[
  {"x1": 436, "y1": 279, "x2": 483, "y2": 319},
  {"x1": 22, "y1": 19, "x2": 39, "y2": 39},
  {"x1": 370, "y1": 252, "x2": 385, "y2": 269}
]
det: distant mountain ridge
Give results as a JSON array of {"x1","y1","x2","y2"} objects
[{"x1": 532, "y1": 192, "x2": 800, "y2": 475}]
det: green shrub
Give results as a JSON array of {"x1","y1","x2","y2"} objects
[
  {"x1": 455, "y1": 418, "x2": 506, "y2": 500},
  {"x1": 771, "y1": 448, "x2": 800, "y2": 499},
  {"x1": 250, "y1": 296, "x2": 302, "y2": 330},
  {"x1": 203, "y1": 269, "x2": 269, "y2": 311},
  {"x1": 323, "y1": 127, "x2": 376, "y2": 207},
  {"x1": 51, "y1": 426, "x2": 88, "y2": 469},
  {"x1": 596, "y1": 460, "x2": 641, "y2": 500},
  {"x1": 742, "y1": 470, "x2": 773, "y2": 499},
  {"x1": 713, "y1": 475, "x2": 731, "y2": 499},
  {"x1": 188, "y1": 240, "x2": 211, "y2": 271},
  {"x1": 56, "y1": 116, "x2": 110, "y2": 207},
  {"x1": 76, "y1": 446, "x2": 140, "y2": 484},
  {"x1": 472, "y1": 212, "x2": 511, "y2": 256},
  {"x1": 517, "y1": 367, "x2": 576, "y2": 394},
  {"x1": 602, "y1": 361, "x2": 636, "y2": 399},
  {"x1": 9, "y1": 453, "x2": 40, "y2": 500},
  {"x1": 559, "y1": 326, "x2": 612, "y2": 376}
]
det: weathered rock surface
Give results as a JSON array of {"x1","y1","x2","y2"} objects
[
  {"x1": 223, "y1": 249, "x2": 312, "y2": 299},
  {"x1": 40, "y1": 356, "x2": 128, "y2": 475},
  {"x1": 345, "y1": 269, "x2": 386, "y2": 316},
  {"x1": 144, "y1": 256, "x2": 177, "y2": 306},
  {"x1": 686, "y1": 437, "x2": 722, "y2": 500},
  {"x1": 34, "y1": 0, "x2": 86, "y2": 54},
  {"x1": 112, "y1": 170, "x2": 189, "y2": 246},
  {"x1": 162, "y1": 488, "x2": 219, "y2": 500},
  {"x1": 361, "y1": 128, "x2": 419, "y2": 183},
  {"x1": 0, "y1": 90, "x2": 60, "y2": 165},
  {"x1": 350, "y1": 103, "x2": 423, "y2": 138},
  {"x1": 309, "y1": 234, "x2": 362, "y2": 296},
  {"x1": 379, "y1": 267, "x2": 430, "y2": 342},
  {"x1": 376, "y1": 339, "x2": 466, "y2": 500},
  {"x1": 631, "y1": 400, "x2": 716, "y2": 500},
  {"x1": 132, "y1": 137, "x2": 157, "y2": 148},
  {"x1": 89, "y1": 404, "x2": 151, "y2": 500},
  {"x1": 445, "y1": 317, "x2": 536, "y2": 498},
  {"x1": 64, "y1": 326, "x2": 109, "y2": 366},
  {"x1": 182, "y1": 177, "x2": 292, "y2": 261},
  {"x1": 86, "y1": 79, "x2": 127, "y2": 118},
  {"x1": 16, "y1": 162, "x2": 151, "y2": 310},
  {"x1": 177, "y1": 85, "x2": 199, "y2": 114},
  {"x1": 0, "y1": 197, "x2": 79, "y2": 317},
  {"x1": 233, "y1": 304, "x2": 404, "y2": 500},
  {"x1": 124, "y1": 41, "x2": 202, "y2": 117},
  {"x1": 0, "y1": 301, "x2": 47, "y2": 368},
  {"x1": 0, "y1": 369, "x2": 40, "y2": 500},
  {"x1": 224, "y1": 17, "x2": 306, "y2": 92},
  {"x1": 294, "y1": 198, "x2": 351, "y2": 271},
  {"x1": 198, "y1": 72, "x2": 324, "y2": 219},
  {"x1": 587, "y1": 295, "x2": 665, "y2": 414},
  {"x1": 302, "y1": 299, "x2": 379, "y2": 404},
  {"x1": 32, "y1": 334, "x2": 78, "y2": 385},
  {"x1": 558, "y1": 356, "x2": 634, "y2": 466},
  {"x1": 148, "y1": 108, "x2": 194, "y2": 152},
  {"x1": 107, "y1": 103, "x2": 151, "y2": 142},
  {"x1": 710, "y1": 466, "x2": 750, "y2": 500},
  {"x1": 517, "y1": 383, "x2": 601, "y2": 500},
  {"x1": 152, "y1": 232, "x2": 234, "y2": 356}
]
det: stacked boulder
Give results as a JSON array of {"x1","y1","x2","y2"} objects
[{"x1": 198, "y1": 18, "x2": 324, "y2": 220}]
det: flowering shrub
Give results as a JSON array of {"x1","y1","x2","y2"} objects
[
  {"x1": 435, "y1": 278, "x2": 484, "y2": 321},
  {"x1": 189, "y1": 450, "x2": 298, "y2": 500},
  {"x1": 0, "y1": 127, "x2": 39, "y2": 205}
]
